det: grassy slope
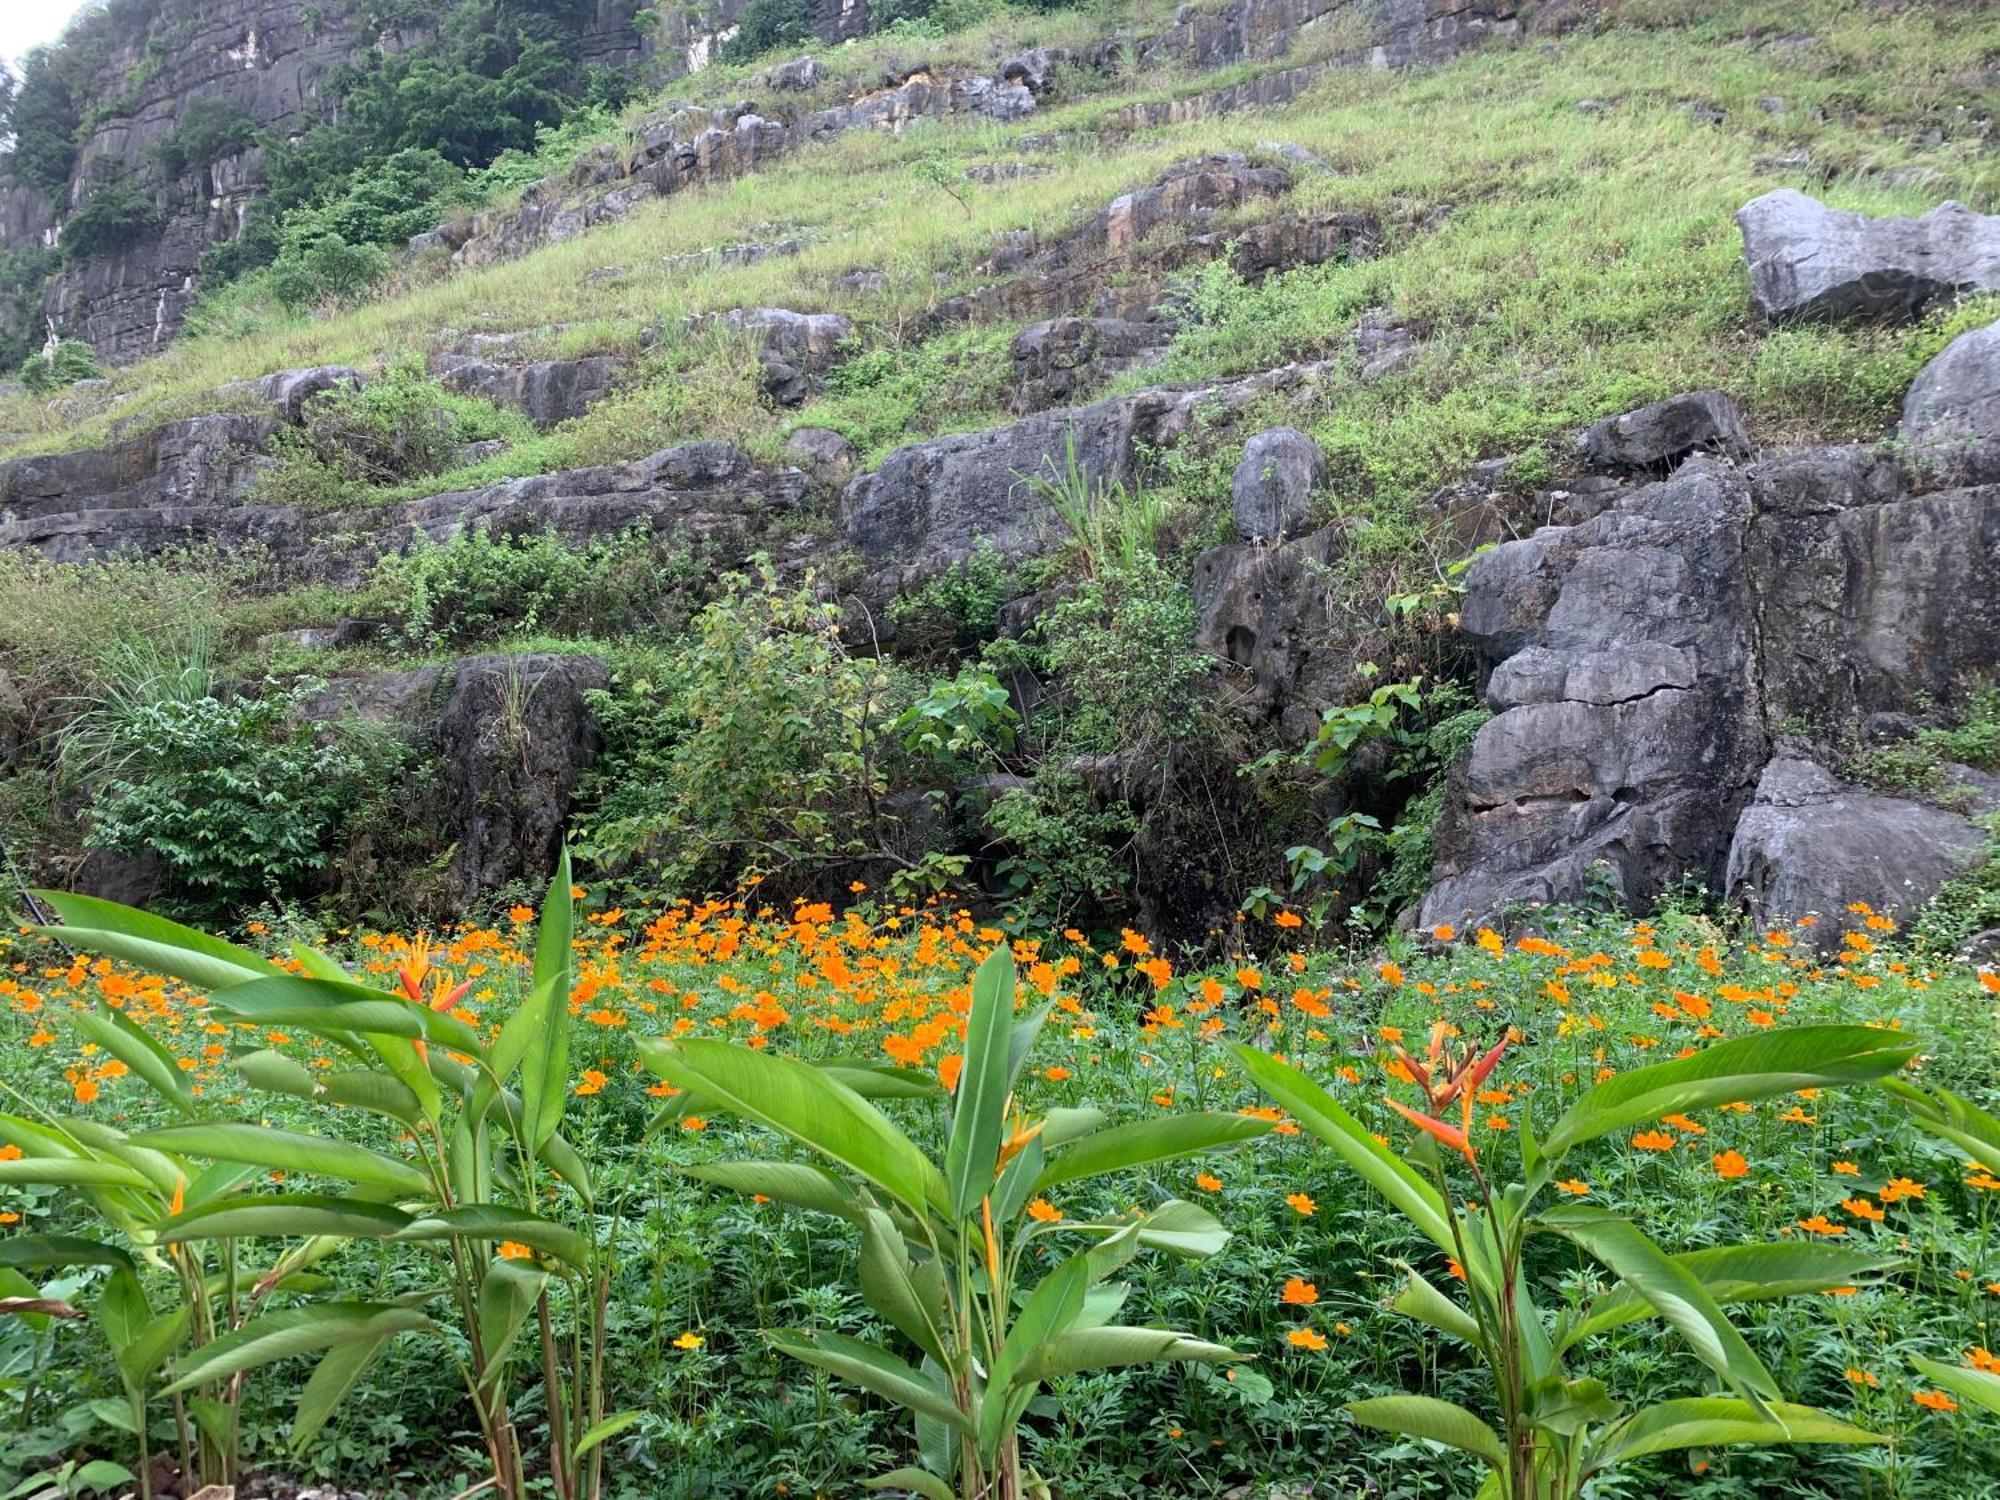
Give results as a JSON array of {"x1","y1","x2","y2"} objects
[{"x1": 3, "y1": 0, "x2": 1995, "y2": 503}]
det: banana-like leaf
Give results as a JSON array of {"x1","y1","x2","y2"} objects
[
  {"x1": 767, "y1": 1329, "x2": 970, "y2": 1433},
  {"x1": 573, "y1": 1409, "x2": 645, "y2": 1461},
  {"x1": 1909, "y1": 1355, "x2": 2000, "y2": 1418},
  {"x1": 395, "y1": 1205, "x2": 591, "y2": 1270},
  {"x1": 1543, "y1": 1026, "x2": 1919, "y2": 1157},
  {"x1": 640, "y1": 1036, "x2": 948, "y2": 1220},
  {"x1": 822, "y1": 1065, "x2": 942, "y2": 1100},
  {"x1": 688, "y1": 1161, "x2": 862, "y2": 1220},
  {"x1": 1131, "y1": 1199, "x2": 1231, "y2": 1260},
  {"x1": 0, "y1": 1235, "x2": 134, "y2": 1272},
  {"x1": 157, "y1": 1194, "x2": 415, "y2": 1244},
  {"x1": 1393, "y1": 1266, "x2": 1482, "y2": 1346},
  {"x1": 520, "y1": 851, "x2": 575, "y2": 1151},
  {"x1": 67, "y1": 1005, "x2": 194, "y2": 1117},
  {"x1": 1031, "y1": 1113, "x2": 1272, "y2": 1194},
  {"x1": 1887, "y1": 1080, "x2": 2000, "y2": 1177},
  {"x1": 945, "y1": 946, "x2": 1017, "y2": 1221},
  {"x1": 1010, "y1": 1325, "x2": 1239, "y2": 1384},
  {"x1": 291, "y1": 1330, "x2": 398, "y2": 1453},
  {"x1": 1538, "y1": 1206, "x2": 1777, "y2": 1410},
  {"x1": 1586, "y1": 1397, "x2": 1883, "y2": 1473},
  {"x1": 864, "y1": 1468, "x2": 954, "y2": 1500},
  {"x1": 234, "y1": 1051, "x2": 426, "y2": 1128},
  {"x1": 131, "y1": 1123, "x2": 430, "y2": 1195},
  {"x1": 161, "y1": 1302, "x2": 437, "y2": 1397},
  {"x1": 34, "y1": 891, "x2": 271, "y2": 987},
  {"x1": 1564, "y1": 1242, "x2": 1901, "y2": 1350},
  {"x1": 1347, "y1": 1394, "x2": 1504, "y2": 1466},
  {"x1": 1228, "y1": 1045, "x2": 1457, "y2": 1261},
  {"x1": 209, "y1": 975, "x2": 482, "y2": 1056},
  {"x1": 0, "y1": 1157, "x2": 153, "y2": 1189},
  {"x1": 476, "y1": 1257, "x2": 549, "y2": 1390},
  {"x1": 860, "y1": 1208, "x2": 948, "y2": 1365}
]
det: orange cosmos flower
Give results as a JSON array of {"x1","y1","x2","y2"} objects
[
  {"x1": 1631, "y1": 1130, "x2": 1676, "y2": 1152},
  {"x1": 1280, "y1": 1277, "x2": 1318, "y2": 1306},
  {"x1": 1026, "y1": 1198, "x2": 1062, "y2": 1223},
  {"x1": 1285, "y1": 1192, "x2": 1316, "y2": 1216},
  {"x1": 1195, "y1": 1172, "x2": 1223, "y2": 1193},
  {"x1": 1880, "y1": 1177, "x2": 1926, "y2": 1203},
  {"x1": 1913, "y1": 1389, "x2": 1959, "y2": 1413},
  {"x1": 1842, "y1": 1197, "x2": 1884, "y2": 1222},
  {"x1": 1287, "y1": 1328, "x2": 1328, "y2": 1350},
  {"x1": 1797, "y1": 1215, "x2": 1847, "y2": 1237},
  {"x1": 1712, "y1": 1150, "x2": 1749, "y2": 1179}
]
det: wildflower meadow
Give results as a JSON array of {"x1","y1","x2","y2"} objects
[{"x1": 2, "y1": 874, "x2": 1998, "y2": 1498}]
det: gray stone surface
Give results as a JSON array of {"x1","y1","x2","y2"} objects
[
  {"x1": 1724, "y1": 757, "x2": 1988, "y2": 940},
  {"x1": 1577, "y1": 389, "x2": 1750, "y2": 472},
  {"x1": 1902, "y1": 318, "x2": 2000, "y2": 485},
  {"x1": 1231, "y1": 427, "x2": 1327, "y2": 539},
  {"x1": 1737, "y1": 188, "x2": 2000, "y2": 322}
]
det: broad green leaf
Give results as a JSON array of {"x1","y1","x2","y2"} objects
[
  {"x1": 0, "y1": 1235, "x2": 133, "y2": 1272},
  {"x1": 1564, "y1": 1242, "x2": 1901, "y2": 1349},
  {"x1": 864, "y1": 1468, "x2": 954, "y2": 1500},
  {"x1": 1347, "y1": 1395, "x2": 1504, "y2": 1466},
  {"x1": 291, "y1": 1330, "x2": 398, "y2": 1453},
  {"x1": 132, "y1": 1124, "x2": 430, "y2": 1195},
  {"x1": 860, "y1": 1208, "x2": 947, "y2": 1365},
  {"x1": 35, "y1": 891, "x2": 270, "y2": 984},
  {"x1": 521, "y1": 851, "x2": 576, "y2": 1150},
  {"x1": 234, "y1": 1051, "x2": 426, "y2": 1127},
  {"x1": 162, "y1": 1303, "x2": 436, "y2": 1397},
  {"x1": 476, "y1": 1257, "x2": 549, "y2": 1390},
  {"x1": 1909, "y1": 1355, "x2": 2000, "y2": 1418},
  {"x1": 1544, "y1": 1026, "x2": 1919, "y2": 1156},
  {"x1": 1131, "y1": 1199, "x2": 1231, "y2": 1260},
  {"x1": 1539, "y1": 1206, "x2": 1777, "y2": 1408},
  {"x1": 1228, "y1": 1046, "x2": 1456, "y2": 1260},
  {"x1": 1393, "y1": 1267, "x2": 1482, "y2": 1346},
  {"x1": 1041, "y1": 1108, "x2": 1109, "y2": 1146},
  {"x1": 396, "y1": 1206, "x2": 591, "y2": 1269},
  {"x1": 158, "y1": 1194, "x2": 414, "y2": 1244},
  {"x1": 821, "y1": 1064, "x2": 943, "y2": 1100},
  {"x1": 1587, "y1": 1398, "x2": 1883, "y2": 1473},
  {"x1": 117, "y1": 1307, "x2": 190, "y2": 1391},
  {"x1": 572, "y1": 1409, "x2": 645, "y2": 1461},
  {"x1": 946, "y1": 946, "x2": 1017, "y2": 1220},
  {"x1": 688, "y1": 1161, "x2": 862, "y2": 1221},
  {"x1": 68, "y1": 1006, "x2": 194, "y2": 1117},
  {"x1": 1031, "y1": 1113, "x2": 1271, "y2": 1193},
  {"x1": 0, "y1": 1158, "x2": 152, "y2": 1189},
  {"x1": 767, "y1": 1330, "x2": 969, "y2": 1433},
  {"x1": 1888, "y1": 1080, "x2": 2000, "y2": 1176},
  {"x1": 1012, "y1": 1325, "x2": 1239, "y2": 1384},
  {"x1": 640, "y1": 1037, "x2": 948, "y2": 1219},
  {"x1": 73, "y1": 1461, "x2": 136, "y2": 1492}
]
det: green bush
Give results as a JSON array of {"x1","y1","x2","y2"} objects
[
  {"x1": 719, "y1": 0, "x2": 812, "y2": 63},
  {"x1": 148, "y1": 98, "x2": 258, "y2": 177},
  {"x1": 78, "y1": 677, "x2": 365, "y2": 917},
  {"x1": 1037, "y1": 551, "x2": 1212, "y2": 757},
  {"x1": 258, "y1": 363, "x2": 525, "y2": 507},
  {"x1": 574, "y1": 564, "x2": 911, "y2": 893},
  {"x1": 16, "y1": 337, "x2": 103, "y2": 392},
  {"x1": 375, "y1": 525, "x2": 701, "y2": 649},
  {"x1": 59, "y1": 174, "x2": 162, "y2": 264}
]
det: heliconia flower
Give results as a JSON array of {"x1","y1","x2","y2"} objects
[
  {"x1": 169, "y1": 1174, "x2": 185, "y2": 1217},
  {"x1": 1386, "y1": 1096, "x2": 1474, "y2": 1163}
]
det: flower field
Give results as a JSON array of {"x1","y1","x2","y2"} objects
[{"x1": 2, "y1": 886, "x2": 1999, "y2": 1498}]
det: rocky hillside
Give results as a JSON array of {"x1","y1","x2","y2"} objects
[{"x1": 0, "y1": 0, "x2": 1995, "y2": 951}]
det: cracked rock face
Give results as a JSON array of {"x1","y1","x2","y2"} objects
[
  {"x1": 1902, "y1": 317, "x2": 2000, "y2": 486},
  {"x1": 1420, "y1": 447, "x2": 2000, "y2": 931},
  {"x1": 1737, "y1": 188, "x2": 2000, "y2": 323}
]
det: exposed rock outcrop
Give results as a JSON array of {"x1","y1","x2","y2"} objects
[
  {"x1": 434, "y1": 354, "x2": 631, "y2": 429},
  {"x1": 1737, "y1": 189, "x2": 2000, "y2": 323},
  {"x1": 1420, "y1": 443, "x2": 2000, "y2": 934},
  {"x1": 1576, "y1": 389, "x2": 1751, "y2": 473},
  {"x1": 1232, "y1": 426, "x2": 1327, "y2": 540},
  {"x1": 1902, "y1": 318, "x2": 2000, "y2": 486}
]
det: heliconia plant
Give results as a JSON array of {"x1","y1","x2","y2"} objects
[
  {"x1": 1231, "y1": 1022, "x2": 1922, "y2": 1499},
  {"x1": 1886, "y1": 1077, "x2": 2000, "y2": 1418},
  {"x1": 14, "y1": 854, "x2": 626, "y2": 1500},
  {"x1": 638, "y1": 944, "x2": 1269, "y2": 1500}
]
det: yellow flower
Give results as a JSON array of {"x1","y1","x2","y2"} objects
[{"x1": 674, "y1": 1331, "x2": 704, "y2": 1351}]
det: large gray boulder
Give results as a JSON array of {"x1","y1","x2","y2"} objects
[
  {"x1": 1901, "y1": 319, "x2": 2000, "y2": 485},
  {"x1": 1725, "y1": 757, "x2": 1989, "y2": 941},
  {"x1": 1577, "y1": 390, "x2": 1750, "y2": 472},
  {"x1": 433, "y1": 354, "x2": 629, "y2": 429},
  {"x1": 1737, "y1": 189, "x2": 2000, "y2": 322},
  {"x1": 1231, "y1": 427, "x2": 1327, "y2": 540},
  {"x1": 1420, "y1": 437, "x2": 2000, "y2": 933}
]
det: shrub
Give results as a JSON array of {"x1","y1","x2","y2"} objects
[
  {"x1": 258, "y1": 364, "x2": 524, "y2": 507},
  {"x1": 74, "y1": 676, "x2": 365, "y2": 917},
  {"x1": 719, "y1": 0, "x2": 812, "y2": 63},
  {"x1": 1037, "y1": 552, "x2": 1211, "y2": 758},
  {"x1": 574, "y1": 564, "x2": 910, "y2": 893},
  {"x1": 16, "y1": 336, "x2": 102, "y2": 392},
  {"x1": 59, "y1": 174, "x2": 162, "y2": 264},
  {"x1": 148, "y1": 98, "x2": 257, "y2": 177},
  {"x1": 375, "y1": 525, "x2": 701, "y2": 649}
]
